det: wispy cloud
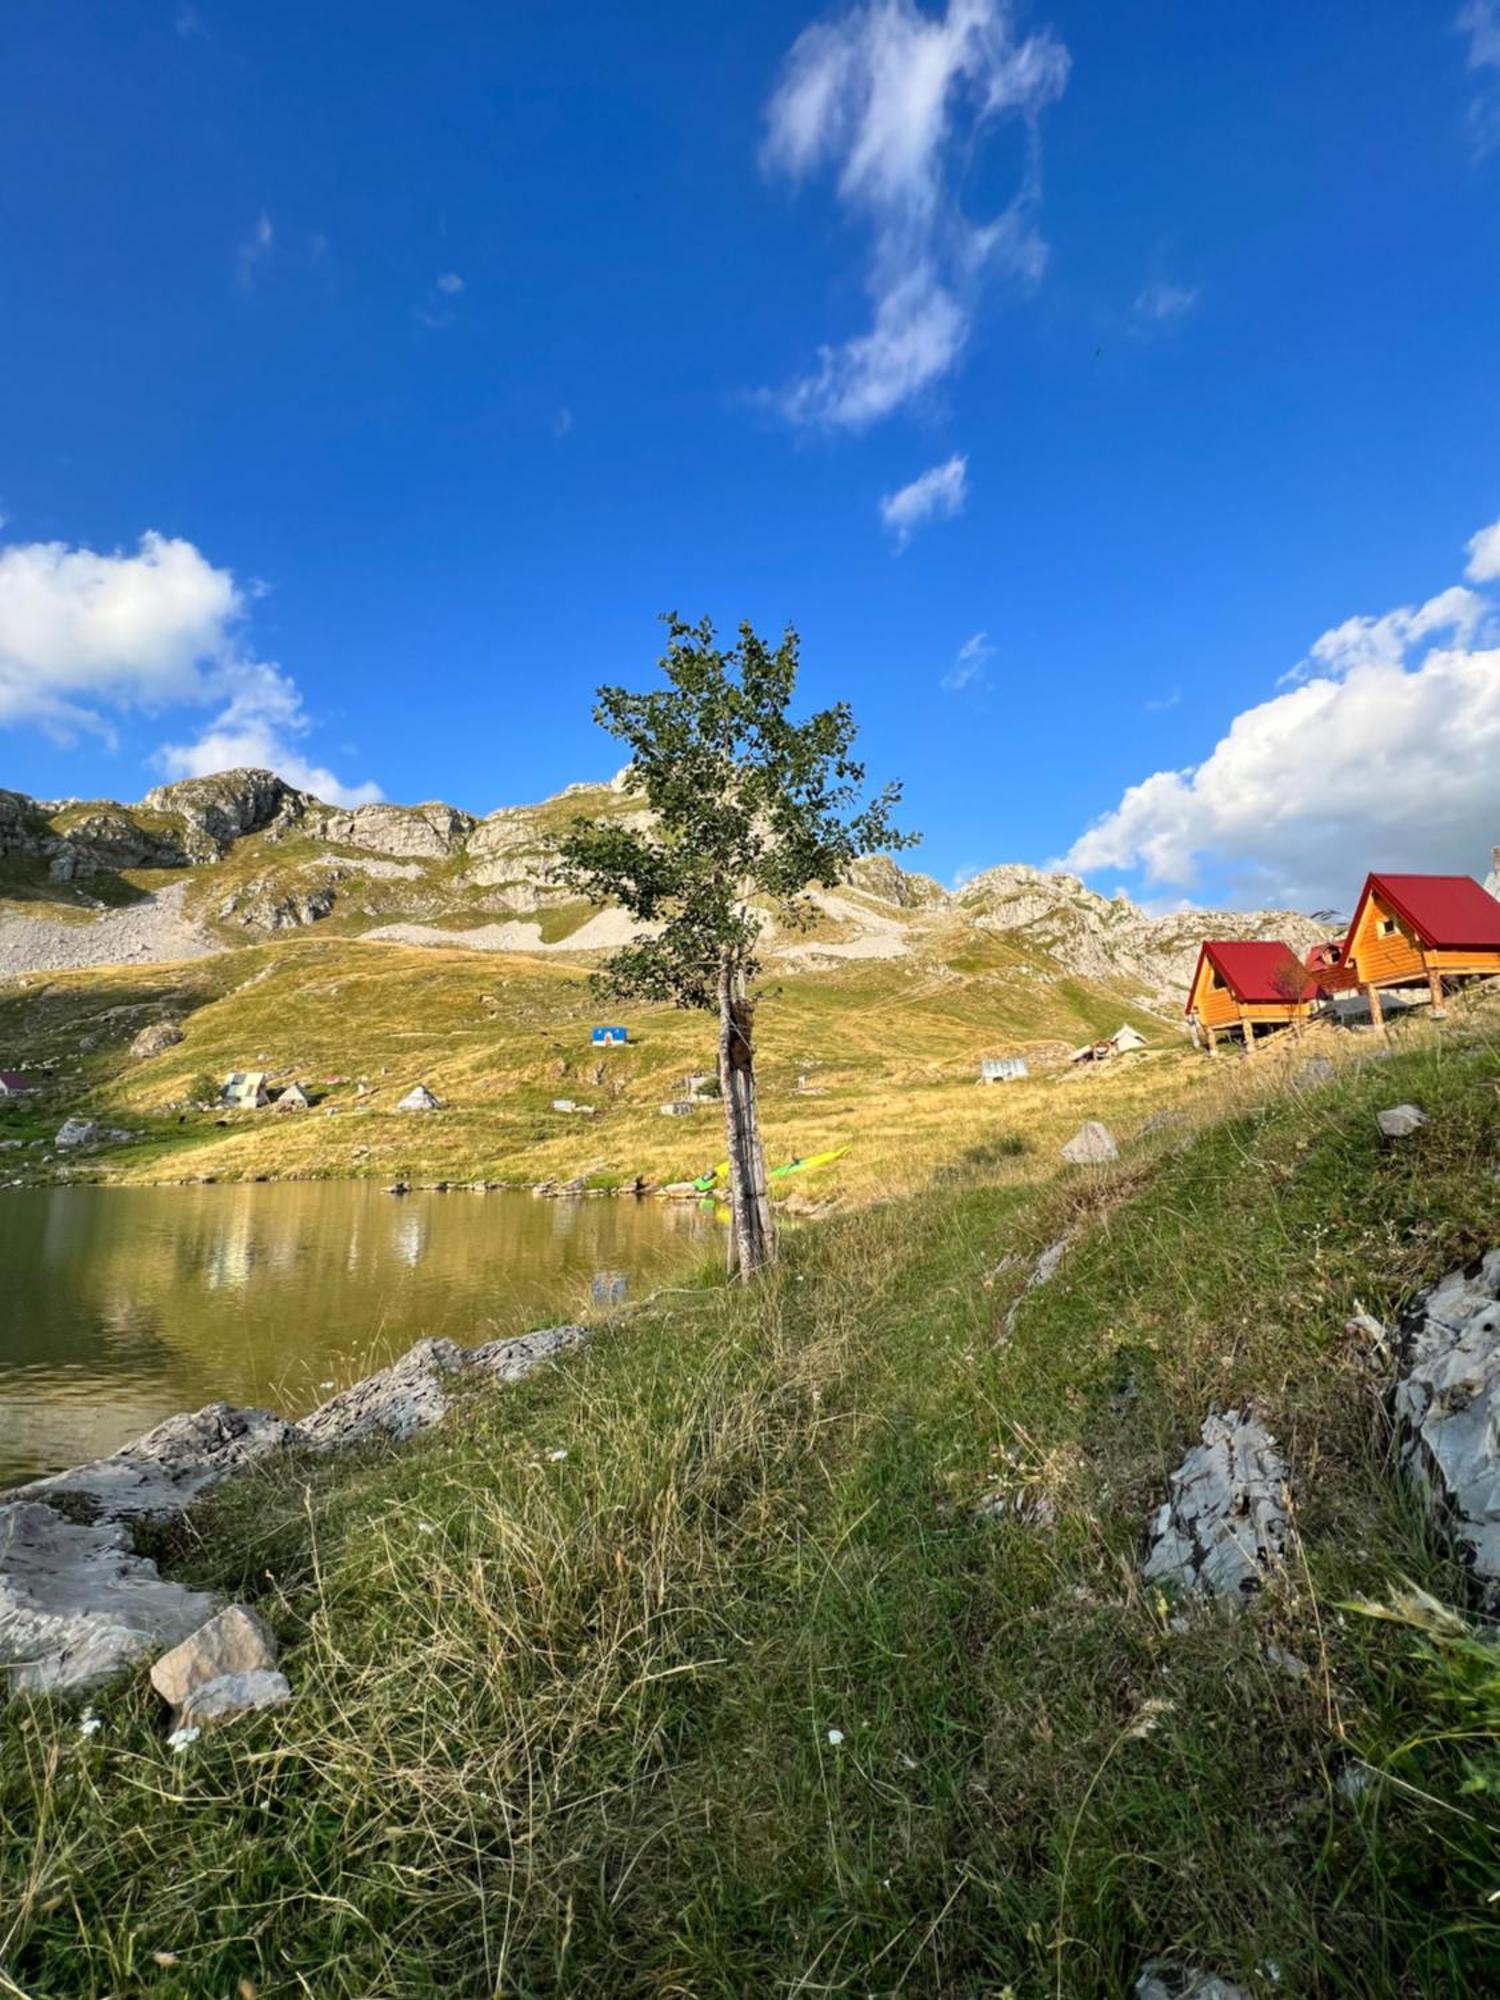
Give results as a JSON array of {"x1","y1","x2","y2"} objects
[
  {"x1": 759, "y1": 0, "x2": 1069, "y2": 429},
  {"x1": 435, "y1": 271, "x2": 464, "y2": 295},
  {"x1": 235, "y1": 212, "x2": 273, "y2": 289},
  {"x1": 942, "y1": 628, "x2": 994, "y2": 692},
  {"x1": 1133, "y1": 280, "x2": 1199, "y2": 327},
  {"x1": 1456, "y1": 0, "x2": 1500, "y2": 157},
  {"x1": 0, "y1": 529, "x2": 381, "y2": 805},
  {"x1": 1144, "y1": 686, "x2": 1181, "y2": 712},
  {"x1": 880, "y1": 453, "x2": 967, "y2": 546},
  {"x1": 415, "y1": 272, "x2": 466, "y2": 327},
  {"x1": 175, "y1": 4, "x2": 208, "y2": 39},
  {"x1": 553, "y1": 407, "x2": 574, "y2": 439},
  {"x1": 1063, "y1": 519, "x2": 1500, "y2": 907}
]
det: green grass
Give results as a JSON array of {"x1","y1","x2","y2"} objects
[{"x1": 4, "y1": 1027, "x2": 1500, "y2": 1994}]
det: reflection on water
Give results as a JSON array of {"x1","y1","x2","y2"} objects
[{"x1": 0, "y1": 1185, "x2": 713, "y2": 1486}]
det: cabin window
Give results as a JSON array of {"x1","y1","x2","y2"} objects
[{"x1": 1377, "y1": 914, "x2": 1398, "y2": 939}]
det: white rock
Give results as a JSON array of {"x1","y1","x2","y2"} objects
[
  {"x1": 1394, "y1": 1248, "x2": 1500, "y2": 1597},
  {"x1": 54, "y1": 1118, "x2": 99, "y2": 1150},
  {"x1": 1142, "y1": 1408, "x2": 1290, "y2": 1603},
  {"x1": 0, "y1": 1503, "x2": 217, "y2": 1695},
  {"x1": 178, "y1": 1667, "x2": 292, "y2": 1728},
  {"x1": 150, "y1": 1603, "x2": 277, "y2": 1707},
  {"x1": 1377, "y1": 1104, "x2": 1428, "y2": 1139},
  {"x1": 1135, "y1": 1966, "x2": 1250, "y2": 2000},
  {"x1": 301, "y1": 1326, "x2": 587, "y2": 1448},
  {"x1": 1060, "y1": 1120, "x2": 1118, "y2": 1165}
]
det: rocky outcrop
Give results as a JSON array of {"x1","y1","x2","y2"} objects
[
  {"x1": 15, "y1": 1403, "x2": 303, "y2": 1524},
  {"x1": 141, "y1": 769, "x2": 303, "y2": 859},
  {"x1": 0, "y1": 1503, "x2": 217, "y2": 1694},
  {"x1": 314, "y1": 800, "x2": 474, "y2": 859},
  {"x1": 1, "y1": 1325, "x2": 588, "y2": 1698},
  {"x1": 1394, "y1": 1250, "x2": 1500, "y2": 1599},
  {"x1": 216, "y1": 870, "x2": 340, "y2": 932},
  {"x1": 300, "y1": 1325, "x2": 586, "y2": 1447},
  {"x1": 1142, "y1": 1408, "x2": 1290, "y2": 1602}
]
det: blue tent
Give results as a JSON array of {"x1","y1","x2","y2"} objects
[{"x1": 591, "y1": 1025, "x2": 628, "y2": 1046}]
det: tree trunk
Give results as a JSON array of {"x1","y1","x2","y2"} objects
[{"x1": 718, "y1": 958, "x2": 775, "y2": 1280}]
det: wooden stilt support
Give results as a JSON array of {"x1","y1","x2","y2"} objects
[
  {"x1": 1426, "y1": 965, "x2": 1446, "y2": 1015},
  {"x1": 1243, "y1": 1019, "x2": 1256, "y2": 1055},
  {"x1": 1366, "y1": 982, "x2": 1385, "y2": 1031},
  {"x1": 1205, "y1": 1025, "x2": 1218, "y2": 1057}
]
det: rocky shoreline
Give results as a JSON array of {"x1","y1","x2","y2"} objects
[{"x1": 0, "y1": 1324, "x2": 586, "y2": 1697}]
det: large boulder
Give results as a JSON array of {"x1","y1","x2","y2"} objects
[
  {"x1": 15, "y1": 1403, "x2": 304, "y2": 1525},
  {"x1": 1394, "y1": 1249, "x2": 1500, "y2": 1598},
  {"x1": 1142, "y1": 1408, "x2": 1290, "y2": 1603},
  {"x1": 130, "y1": 1020, "x2": 184, "y2": 1061},
  {"x1": 1377, "y1": 1104, "x2": 1428, "y2": 1139},
  {"x1": 54, "y1": 1118, "x2": 99, "y2": 1150},
  {"x1": 0, "y1": 1503, "x2": 217, "y2": 1695},
  {"x1": 1060, "y1": 1120, "x2": 1118, "y2": 1166},
  {"x1": 150, "y1": 1603, "x2": 278, "y2": 1708}
]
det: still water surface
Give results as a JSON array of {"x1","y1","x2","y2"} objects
[{"x1": 0, "y1": 1185, "x2": 713, "y2": 1486}]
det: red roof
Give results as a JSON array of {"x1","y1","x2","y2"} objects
[
  {"x1": 1186, "y1": 940, "x2": 1311, "y2": 1013},
  {"x1": 1360, "y1": 873, "x2": 1500, "y2": 951},
  {"x1": 1304, "y1": 938, "x2": 1357, "y2": 993},
  {"x1": 0, "y1": 1071, "x2": 35, "y2": 1091}
]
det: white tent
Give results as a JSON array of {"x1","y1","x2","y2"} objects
[
  {"x1": 274, "y1": 1082, "x2": 311, "y2": 1112},
  {"x1": 397, "y1": 1083, "x2": 442, "y2": 1111}
]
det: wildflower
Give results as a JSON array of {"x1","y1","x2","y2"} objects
[
  {"x1": 547, "y1": 1448, "x2": 568, "y2": 1462},
  {"x1": 78, "y1": 1706, "x2": 102, "y2": 1739},
  {"x1": 416, "y1": 1520, "x2": 435, "y2": 1535},
  {"x1": 826, "y1": 1728, "x2": 844, "y2": 1746},
  {"x1": 318, "y1": 1379, "x2": 336, "y2": 1391},
  {"x1": 167, "y1": 1724, "x2": 201, "y2": 1753}
]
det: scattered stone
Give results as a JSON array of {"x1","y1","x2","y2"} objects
[
  {"x1": 1393, "y1": 1248, "x2": 1500, "y2": 1597},
  {"x1": 130, "y1": 1020, "x2": 184, "y2": 1061},
  {"x1": 1142, "y1": 1408, "x2": 1290, "y2": 1602},
  {"x1": 397, "y1": 1083, "x2": 441, "y2": 1112},
  {"x1": 301, "y1": 1326, "x2": 587, "y2": 1447},
  {"x1": 1292, "y1": 1056, "x2": 1336, "y2": 1091},
  {"x1": 1377, "y1": 1103, "x2": 1428, "y2": 1139},
  {"x1": 178, "y1": 1667, "x2": 291, "y2": 1729},
  {"x1": 54, "y1": 1118, "x2": 99, "y2": 1150},
  {"x1": 1135, "y1": 1964, "x2": 1250, "y2": 2000},
  {"x1": 1003, "y1": 1236, "x2": 1069, "y2": 1332},
  {"x1": 150, "y1": 1603, "x2": 277, "y2": 1708},
  {"x1": 1262, "y1": 1641, "x2": 1312, "y2": 1681},
  {"x1": 0, "y1": 1503, "x2": 217, "y2": 1695},
  {"x1": 975, "y1": 1487, "x2": 1056, "y2": 1528},
  {"x1": 15, "y1": 1403, "x2": 303, "y2": 1525},
  {"x1": 1060, "y1": 1120, "x2": 1118, "y2": 1165}
]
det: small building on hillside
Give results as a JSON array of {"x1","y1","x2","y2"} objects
[
  {"x1": 980, "y1": 1056, "x2": 1029, "y2": 1083},
  {"x1": 1342, "y1": 873, "x2": 1500, "y2": 1023},
  {"x1": 220, "y1": 1070, "x2": 269, "y2": 1109},
  {"x1": 1184, "y1": 941, "x2": 1315, "y2": 1053},
  {"x1": 397, "y1": 1083, "x2": 442, "y2": 1112},
  {"x1": 0, "y1": 1071, "x2": 37, "y2": 1098},
  {"x1": 274, "y1": 1082, "x2": 311, "y2": 1112},
  {"x1": 1068, "y1": 1024, "x2": 1149, "y2": 1064}
]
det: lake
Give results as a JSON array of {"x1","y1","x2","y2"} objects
[{"x1": 0, "y1": 1184, "x2": 715, "y2": 1486}]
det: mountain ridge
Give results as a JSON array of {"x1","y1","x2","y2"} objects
[{"x1": 0, "y1": 766, "x2": 1331, "y2": 1013}]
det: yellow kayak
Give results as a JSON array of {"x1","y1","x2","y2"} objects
[{"x1": 692, "y1": 1145, "x2": 848, "y2": 1193}]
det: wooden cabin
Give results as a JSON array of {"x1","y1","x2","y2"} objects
[
  {"x1": 1184, "y1": 940, "x2": 1316, "y2": 1053},
  {"x1": 1343, "y1": 873, "x2": 1500, "y2": 1024}
]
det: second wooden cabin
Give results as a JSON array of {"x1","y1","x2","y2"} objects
[{"x1": 1184, "y1": 940, "x2": 1316, "y2": 1054}]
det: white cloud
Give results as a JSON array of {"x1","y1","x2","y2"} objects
[
  {"x1": 236, "y1": 212, "x2": 273, "y2": 289},
  {"x1": 175, "y1": 4, "x2": 208, "y2": 38},
  {"x1": 436, "y1": 271, "x2": 465, "y2": 295},
  {"x1": 0, "y1": 530, "x2": 381, "y2": 807},
  {"x1": 1133, "y1": 280, "x2": 1199, "y2": 325},
  {"x1": 1456, "y1": 1, "x2": 1500, "y2": 156},
  {"x1": 942, "y1": 628, "x2": 993, "y2": 691},
  {"x1": 760, "y1": 0, "x2": 1069, "y2": 428},
  {"x1": 1062, "y1": 527, "x2": 1500, "y2": 907},
  {"x1": 1465, "y1": 516, "x2": 1500, "y2": 582},
  {"x1": 881, "y1": 452, "x2": 967, "y2": 544}
]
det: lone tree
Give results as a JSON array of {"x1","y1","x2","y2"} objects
[{"x1": 555, "y1": 613, "x2": 912, "y2": 1279}]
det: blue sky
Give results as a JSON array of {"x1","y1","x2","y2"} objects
[{"x1": 2, "y1": 0, "x2": 1499, "y2": 910}]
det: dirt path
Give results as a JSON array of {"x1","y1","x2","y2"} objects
[{"x1": 0, "y1": 882, "x2": 221, "y2": 979}]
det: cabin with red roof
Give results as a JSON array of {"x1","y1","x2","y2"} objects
[
  {"x1": 1184, "y1": 940, "x2": 1316, "y2": 1053},
  {"x1": 1343, "y1": 873, "x2": 1500, "y2": 1023}
]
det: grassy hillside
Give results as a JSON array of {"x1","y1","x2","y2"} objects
[
  {"x1": 3, "y1": 1018, "x2": 1499, "y2": 1994},
  {"x1": 0, "y1": 934, "x2": 1177, "y2": 1201}
]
